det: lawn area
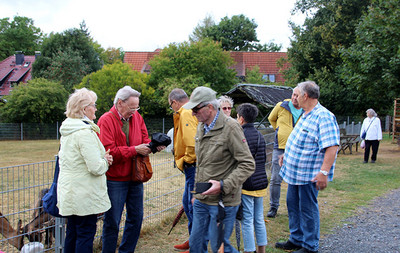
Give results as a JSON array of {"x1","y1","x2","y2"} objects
[
  {"x1": 134, "y1": 136, "x2": 400, "y2": 253},
  {"x1": 1, "y1": 136, "x2": 399, "y2": 252}
]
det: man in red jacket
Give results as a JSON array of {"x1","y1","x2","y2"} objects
[{"x1": 98, "y1": 86, "x2": 154, "y2": 253}]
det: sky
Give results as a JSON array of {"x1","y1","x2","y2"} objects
[{"x1": 1, "y1": 0, "x2": 306, "y2": 52}]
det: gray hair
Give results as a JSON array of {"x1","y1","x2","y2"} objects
[
  {"x1": 169, "y1": 88, "x2": 188, "y2": 102},
  {"x1": 366, "y1": 108, "x2": 377, "y2": 117},
  {"x1": 66, "y1": 88, "x2": 97, "y2": 118},
  {"x1": 218, "y1": 95, "x2": 234, "y2": 107},
  {"x1": 199, "y1": 99, "x2": 219, "y2": 110},
  {"x1": 297, "y1": 81, "x2": 320, "y2": 99},
  {"x1": 114, "y1": 86, "x2": 141, "y2": 105}
]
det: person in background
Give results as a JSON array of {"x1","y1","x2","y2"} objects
[
  {"x1": 58, "y1": 88, "x2": 113, "y2": 253},
  {"x1": 219, "y1": 95, "x2": 234, "y2": 117},
  {"x1": 267, "y1": 88, "x2": 303, "y2": 218},
  {"x1": 236, "y1": 103, "x2": 268, "y2": 253},
  {"x1": 183, "y1": 87, "x2": 254, "y2": 253},
  {"x1": 168, "y1": 88, "x2": 198, "y2": 252},
  {"x1": 98, "y1": 86, "x2": 163, "y2": 253},
  {"x1": 276, "y1": 81, "x2": 340, "y2": 253},
  {"x1": 360, "y1": 108, "x2": 382, "y2": 163}
]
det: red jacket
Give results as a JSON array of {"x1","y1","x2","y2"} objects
[{"x1": 98, "y1": 106, "x2": 151, "y2": 181}]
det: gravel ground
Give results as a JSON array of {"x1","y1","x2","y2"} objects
[{"x1": 320, "y1": 188, "x2": 400, "y2": 253}]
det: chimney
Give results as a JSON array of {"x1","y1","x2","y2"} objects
[
  {"x1": 15, "y1": 51, "x2": 24, "y2": 65},
  {"x1": 35, "y1": 51, "x2": 41, "y2": 59}
]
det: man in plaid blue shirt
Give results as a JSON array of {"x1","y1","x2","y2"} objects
[{"x1": 275, "y1": 81, "x2": 340, "y2": 253}]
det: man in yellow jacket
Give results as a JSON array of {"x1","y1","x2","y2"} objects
[
  {"x1": 168, "y1": 88, "x2": 198, "y2": 252},
  {"x1": 267, "y1": 87, "x2": 303, "y2": 218}
]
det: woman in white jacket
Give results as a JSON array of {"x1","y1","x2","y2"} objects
[
  {"x1": 58, "y1": 88, "x2": 113, "y2": 253},
  {"x1": 360, "y1": 108, "x2": 382, "y2": 163}
]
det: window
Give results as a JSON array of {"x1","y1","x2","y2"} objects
[{"x1": 262, "y1": 74, "x2": 276, "y2": 83}]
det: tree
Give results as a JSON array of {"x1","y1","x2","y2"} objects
[
  {"x1": 189, "y1": 15, "x2": 215, "y2": 42},
  {"x1": 148, "y1": 39, "x2": 238, "y2": 94},
  {"x1": 340, "y1": 0, "x2": 400, "y2": 114},
  {"x1": 77, "y1": 62, "x2": 154, "y2": 117},
  {"x1": 0, "y1": 16, "x2": 43, "y2": 60},
  {"x1": 250, "y1": 42, "x2": 282, "y2": 52},
  {"x1": 0, "y1": 78, "x2": 68, "y2": 123},
  {"x1": 245, "y1": 65, "x2": 265, "y2": 84},
  {"x1": 204, "y1": 14, "x2": 259, "y2": 51},
  {"x1": 285, "y1": 0, "x2": 371, "y2": 115},
  {"x1": 32, "y1": 24, "x2": 101, "y2": 91},
  {"x1": 41, "y1": 48, "x2": 90, "y2": 92}
]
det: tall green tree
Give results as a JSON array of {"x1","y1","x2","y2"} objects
[
  {"x1": 340, "y1": 0, "x2": 400, "y2": 114},
  {"x1": 0, "y1": 16, "x2": 43, "y2": 60},
  {"x1": 32, "y1": 24, "x2": 101, "y2": 91},
  {"x1": 285, "y1": 0, "x2": 371, "y2": 115},
  {"x1": 148, "y1": 39, "x2": 237, "y2": 94},
  {"x1": 245, "y1": 65, "x2": 265, "y2": 84},
  {"x1": 0, "y1": 78, "x2": 68, "y2": 123},
  {"x1": 205, "y1": 14, "x2": 259, "y2": 51},
  {"x1": 189, "y1": 15, "x2": 215, "y2": 42},
  {"x1": 77, "y1": 62, "x2": 154, "y2": 117}
]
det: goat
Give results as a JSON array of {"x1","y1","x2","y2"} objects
[
  {"x1": 22, "y1": 188, "x2": 55, "y2": 248},
  {"x1": 0, "y1": 211, "x2": 24, "y2": 250}
]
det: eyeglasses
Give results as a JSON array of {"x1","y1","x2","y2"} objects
[
  {"x1": 87, "y1": 103, "x2": 97, "y2": 108},
  {"x1": 169, "y1": 100, "x2": 175, "y2": 110},
  {"x1": 192, "y1": 104, "x2": 208, "y2": 113},
  {"x1": 123, "y1": 101, "x2": 140, "y2": 111},
  {"x1": 222, "y1": 107, "x2": 232, "y2": 111}
]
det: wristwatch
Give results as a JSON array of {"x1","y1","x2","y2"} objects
[{"x1": 320, "y1": 170, "x2": 328, "y2": 176}]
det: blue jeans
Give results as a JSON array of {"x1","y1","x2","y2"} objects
[
  {"x1": 183, "y1": 165, "x2": 196, "y2": 234},
  {"x1": 189, "y1": 199, "x2": 239, "y2": 253},
  {"x1": 241, "y1": 194, "x2": 268, "y2": 252},
  {"x1": 270, "y1": 148, "x2": 284, "y2": 209},
  {"x1": 64, "y1": 214, "x2": 97, "y2": 253},
  {"x1": 287, "y1": 183, "x2": 319, "y2": 252},
  {"x1": 102, "y1": 180, "x2": 143, "y2": 253}
]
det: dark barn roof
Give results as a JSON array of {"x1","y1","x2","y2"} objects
[{"x1": 225, "y1": 84, "x2": 293, "y2": 108}]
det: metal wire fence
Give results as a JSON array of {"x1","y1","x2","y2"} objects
[{"x1": 0, "y1": 130, "x2": 275, "y2": 252}]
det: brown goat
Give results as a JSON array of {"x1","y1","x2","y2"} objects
[
  {"x1": 0, "y1": 211, "x2": 24, "y2": 250},
  {"x1": 22, "y1": 188, "x2": 55, "y2": 248}
]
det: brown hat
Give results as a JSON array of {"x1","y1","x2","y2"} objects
[{"x1": 182, "y1": 86, "x2": 217, "y2": 109}]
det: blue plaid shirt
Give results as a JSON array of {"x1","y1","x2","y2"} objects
[
  {"x1": 204, "y1": 110, "x2": 220, "y2": 135},
  {"x1": 280, "y1": 103, "x2": 340, "y2": 185}
]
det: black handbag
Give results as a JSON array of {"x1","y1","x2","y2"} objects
[{"x1": 42, "y1": 155, "x2": 63, "y2": 218}]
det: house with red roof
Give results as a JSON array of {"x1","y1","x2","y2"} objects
[
  {"x1": 0, "y1": 52, "x2": 38, "y2": 98},
  {"x1": 123, "y1": 50, "x2": 289, "y2": 84}
]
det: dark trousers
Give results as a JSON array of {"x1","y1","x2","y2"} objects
[
  {"x1": 364, "y1": 140, "x2": 380, "y2": 162},
  {"x1": 64, "y1": 214, "x2": 97, "y2": 253}
]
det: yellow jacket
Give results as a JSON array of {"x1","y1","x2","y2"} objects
[
  {"x1": 173, "y1": 106, "x2": 198, "y2": 171},
  {"x1": 268, "y1": 99, "x2": 302, "y2": 149}
]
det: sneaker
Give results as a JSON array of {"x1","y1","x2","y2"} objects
[
  {"x1": 267, "y1": 207, "x2": 278, "y2": 218},
  {"x1": 363, "y1": 161, "x2": 368, "y2": 163},
  {"x1": 293, "y1": 247, "x2": 318, "y2": 253},
  {"x1": 371, "y1": 160, "x2": 376, "y2": 163},
  {"x1": 275, "y1": 240, "x2": 302, "y2": 250},
  {"x1": 174, "y1": 240, "x2": 189, "y2": 251}
]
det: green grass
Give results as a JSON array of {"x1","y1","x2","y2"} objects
[
  {"x1": 135, "y1": 137, "x2": 400, "y2": 252},
  {"x1": 1, "y1": 137, "x2": 399, "y2": 252}
]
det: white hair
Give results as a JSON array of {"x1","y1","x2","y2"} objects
[{"x1": 113, "y1": 86, "x2": 141, "y2": 105}]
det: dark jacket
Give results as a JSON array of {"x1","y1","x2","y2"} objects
[{"x1": 242, "y1": 123, "x2": 268, "y2": 191}]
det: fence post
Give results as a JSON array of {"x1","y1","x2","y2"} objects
[
  {"x1": 55, "y1": 217, "x2": 66, "y2": 253},
  {"x1": 162, "y1": 118, "x2": 165, "y2": 133},
  {"x1": 20, "y1": 123, "x2": 23, "y2": 141},
  {"x1": 386, "y1": 115, "x2": 390, "y2": 132},
  {"x1": 57, "y1": 121, "x2": 59, "y2": 140}
]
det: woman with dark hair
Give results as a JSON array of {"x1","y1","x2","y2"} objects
[{"x1": 236, "y1": 103, "x2": 268, "y2": 253}]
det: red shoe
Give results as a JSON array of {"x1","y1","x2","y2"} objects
[{"x1": 174, "y1": 240, "x2": 189, "y2": 251}]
